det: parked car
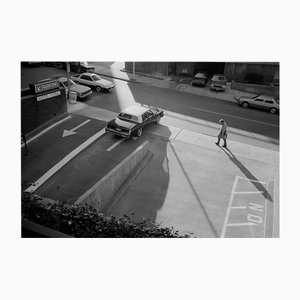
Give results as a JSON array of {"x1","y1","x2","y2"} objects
[
  {"x1": 191, "y1": 72, "x2": 208, "y2": 87},
  {"x1": 105, "y1": 105, "x2": 164, "y2": 138},
  {"x1": 71, "y1": 73, "x2": 114, "y2": 92},
  {"x1": 57, "y1": 77, "x2": 92, "y2": 99},
  {"x1": 210, "y1": 74, "x2": 227, "y2": 91},
  {"x1": 236, "y1": 94, "x2": 279, "y2": 114},
  {"x1": 49, "y1": 61, "x2": 95, "y2": 73}
]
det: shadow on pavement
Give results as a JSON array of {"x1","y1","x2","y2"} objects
[
  {"x1": 106, "y1": 126, "x2": 171, "y2": 223},
  {"x1": 219, "y1": 145, "x2": 273, "y2": 202},
  {"x1": 169, "y1": 142, "x2": 219, "y2": 237}
]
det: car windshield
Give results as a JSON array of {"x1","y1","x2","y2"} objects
[
  {"x1": 118, "y1": 113, "x2": 139, "y2": 122},
  {"x1": 91, "y1": 75, "x2": 101, "y2": 81},
  {"x1": 195, "y1": 73, "x2": 205, "y2": 78},
  {"x1": 217, "y1": 76, "x2": 226, "y2": 81},
  {"x1": 61, "y1": 79, "x2": 76, "y2": 87}
]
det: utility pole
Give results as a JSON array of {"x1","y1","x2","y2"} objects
[
  {"x1": 132, "y1": 61, "x2": 135, "y2": 81},
  {"x1": 66, "y1": 62, "x2": 71, "y2": 101}
]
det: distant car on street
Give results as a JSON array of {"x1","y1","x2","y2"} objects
[
  {"x1": 71, "y1": 73, "x2": 114, "y2": 92},
  {"x1": 191, "y1": 72, "x2": 208, "y2": 87},
  {"x1": 57, "y1": 77, "x2": 92, "y2": 99},
  {"x1": 51, "y1": 61, "x2": 95, "y2": 73},
  {"x1": 236, "y1": 94, "x2": 279, "y2": 114},
  {"x1": 210, "y1": 74, "x2": 227, "y2": 91},
  {"x1": 105, "y1": 105, "x2": 164, "y2": 138}
]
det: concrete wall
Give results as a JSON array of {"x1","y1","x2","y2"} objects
[
  {"x1": 75, "y1": 141, "x2": 150, "y2": 212},
  {"x1": 125, "y1": 62, "x2": 169, "y2": 76},
  {"x1": 21, "y1": 87, "x2": 67, "y2": 134},
  {"x1": 225, "y1": 62, "x2": 279, "y2": 83}
]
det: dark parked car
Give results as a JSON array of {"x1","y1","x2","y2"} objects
[
  {"x1": 191, "y1": 72, "x2": 208, "y2": 87},
  {"x1": 46, "y1": 61, "x2": 95, "y2": 73},
  {"x1": 105, "y1": 105, "x2": 164, "y2": 138}
]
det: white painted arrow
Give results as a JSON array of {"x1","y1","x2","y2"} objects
[{"x1": 62, "y1": 119, "x2": 91, "y2": 137}]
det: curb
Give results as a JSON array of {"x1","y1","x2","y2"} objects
[
  {"x1": 94, "y1": 69, "x2": 242, "y2": 103},
  {"x1": 102, "y1": 151, "x2": 154, "y2": 215},
  {"x1": 75, "y1": 141, "x2": 150, "y2": 211}
]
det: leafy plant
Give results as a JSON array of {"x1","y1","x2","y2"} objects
[{"x1": 22, "y1": 191, "x2": 191, "y2": 238}]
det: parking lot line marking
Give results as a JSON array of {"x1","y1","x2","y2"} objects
[
  {"x1": 25, "y1": 129, "x2": 106, "y2": 193},
  {"x1": 22, "y1": 116, "x2": 71, "y2": 146},
  {"x1": 234, "y1": 191, "x2": 265, "y2": 194},
  {"x1": 72, "y1": 119, "x2": 91, "y2": 131},
  {"x1": 221, "y1": 176, "x2": 239, "y2": 238},
  {"x1": 189, "y1": 106, "x2": 279, "y2": 128},
  {"x1": 236, "y1": 176, "x2": 266, "y2": 185},
  {"x1": 106, "y1": 138, "x2": 126, "y2": 151},
  {"x1": 230, "y1": 206, "x2": 247, "y2": 209},
  {"x1": 226, "y1": 222, "x2": 257, "y2": 227}
]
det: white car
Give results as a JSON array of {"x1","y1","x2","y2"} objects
[
  {"x1": 237, "y1": 94, "x2": 279, "y2": 114},
  {"x1": 210, "y1": 74, "x2": 227, "y2": 91},
  {"x1": 71, "y1": 72, "x2": 114, "y2": 92},
  {"x1": 58, "y1": 77, "x2": 92, "y2": 99}
]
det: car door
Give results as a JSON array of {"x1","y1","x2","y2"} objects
[
  {"x1": 80, "y1": 74, "x2": 93, "y2": 87},
  {"x1": 143, "y1": 110, "x2": 155, "y2": 126},
  {"x1": 252, "y1": 97, "x2": 265, "y2": 109},
  {"x1": 264, "y1": 99, "x2": 276, "y2": 109}
]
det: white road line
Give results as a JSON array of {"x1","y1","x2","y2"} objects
[
  {"x1": 190, "y1": 106, "x2": 279, "y2": 128},
  {"x1": 106, "y1": 138, "x2": 126, "y2": 151},
  {"x1": 236, "y1": 176, "x2": 266, "y2": 185},
  {"x1": 230, "y1": 206, "x2": 247, "y2": 209},
  {"x1": 221, "y1": 176, "x2": 239, "y2": 238},
  {"x1": 25, "y1": 129, "x2": 106, "y2": 193},
  {"x1": 226, "y1": 222, "x2": 257, "y2": 227},
  {"x1": 234, "y1": 191, "x2": 265, "y2": 194},
  {"x1": 21, "y1": 116, "x2": 71, "y2": 146},
  {"x1": 71, "y1": 119, "x2": 91, "y2": 131},
  {"x1": 263, "y1": 181, "x2": 269, "y2": 237}
]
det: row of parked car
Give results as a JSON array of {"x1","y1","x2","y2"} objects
[
  {"x1": 191, "y1": 72, "x2": 227, "y2": 91},
  {"x1": 191, "y1": 71, "x2": 279, "y2": 114}
]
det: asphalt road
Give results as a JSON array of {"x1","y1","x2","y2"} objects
[{"x1": 83, "y1": 78, "x2": 279, "y2": 151}]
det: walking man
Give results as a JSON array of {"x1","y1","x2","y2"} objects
[{"x1": 215, "y1": 119, "x2": 228, "y2": 147}]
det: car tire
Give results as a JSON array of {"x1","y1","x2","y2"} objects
[
  {"x1": 96, "y1": 86, "x2": 102, "y2": 92},
  {"x1": 136, "y1": 128, "x2": 143, "y2": 137},
  {"x1": 270, "y1": 107, "x2": 277, "y2": 114},
  {"x1": 156, "y1": 115, "x2": 161, "y2": 124},
  {"x1": 242, "y1": 101, "x2": 249, "y2": 108}
]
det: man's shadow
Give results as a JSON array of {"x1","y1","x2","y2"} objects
[{"x1": 217, "y1": 145, "x2": 273, "y2": 202}]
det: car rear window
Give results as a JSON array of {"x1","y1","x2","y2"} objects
[{"x1": 118, "y1": 113, "x2": 139, "y2": 122}]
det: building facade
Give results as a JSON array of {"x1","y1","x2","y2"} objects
[{"x1": 125, "y1": 62, "x2": 279, "y2": 85}]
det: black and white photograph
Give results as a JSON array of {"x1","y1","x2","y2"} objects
[
  {"x1": 21, "y1": 61, "x2": 279, "y2": 238},
  {"x1": 1, "y1": 0, "x2": 299, "y2": 300}
]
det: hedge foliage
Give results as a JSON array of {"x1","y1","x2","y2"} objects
[{"x1": 22, "y1": 192, "x2": 191, "y2": 238}]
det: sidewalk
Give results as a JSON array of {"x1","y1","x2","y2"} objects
[{"x1": 90, "y1": 62, "x2": 256, "y2": 103}]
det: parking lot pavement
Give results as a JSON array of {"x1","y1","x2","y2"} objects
[
  {"x1": 22, "y1": 114, "x2": 107, "y2": 189},
  {"x1": 34, "y1": 130, "x2": 153, "y2": 204}
]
